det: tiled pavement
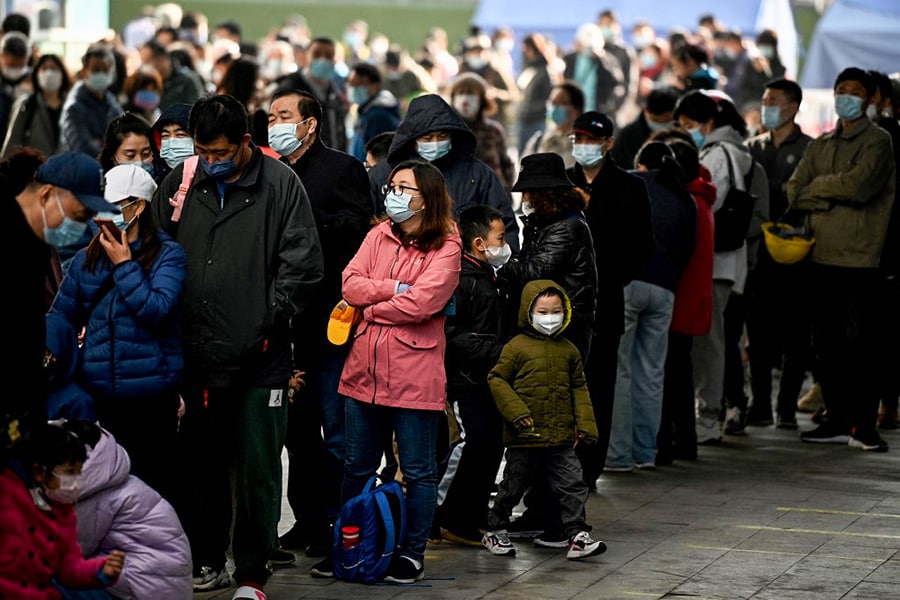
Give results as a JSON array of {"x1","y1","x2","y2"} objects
[{"x1": 198, "y1": 413, "x2": 900, "y2": 600}]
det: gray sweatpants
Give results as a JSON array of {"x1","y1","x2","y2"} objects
[{"x1": 691, "y1": 280, "x2": 734, "y2": 421}]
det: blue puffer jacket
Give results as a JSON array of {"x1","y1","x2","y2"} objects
[{"x1": 47, "y1": 229, "x2": 186, "y2": 401}]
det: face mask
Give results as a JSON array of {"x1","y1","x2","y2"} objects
[
  {"x1": 646, "y1": 117, "x2": 670, "y2": 132},
  {"x1": 134, "y1": 89, "x2": 160, "y2": 112},
  {"x1": 688, "y1": 127, "x2": 706, "y2": 149},
  {"x1": 600, "y1": 26, "x2": 615, "y2": 41},
  {"x1": 547, "y1": 104, "x2": 568, "y2": 125},
  {"x1": 268, "y1": 119, "x2": 311, "y2": 156},
  {"x1": 521, "y1": 202, "x2": 534, "y2": 216},
  {"x1": 343, "y1": 31, "x2": 362, "y2": 49},
  {"x1": 200, "y1": 148, "x2": 240, "y2": 179},
  {"x1": 497, "y1": 39, "x2": 514, "y2": 53},
  {"x1": 465, "y1": 56, "x2": 488, "y2": 70},
  {"x1": 572, "y1": 143, "x2": 604, "y2": 168},
  {"x1": 866, "y1": 104, "x2": 878, "y2": 121},
  {"x1": 347, "y1": 85, "x2": 370, "y2": 106},
  {"x1": 309, "y1": 58, "x2": 334, "y2": 80},
  {"x1": 761, "y1": 105, "x2": 786, "y2": 130},
  {"x1": 38, "y1": 69, "x2": 62, "y2": 92},
  {"x1": 453, "y1": 94, "x2": 480, "y2": 119},
  {"x1": 417, "y1": 139, "x2": 451, "y2": 162},
  {"x1": 43, "y1": 192, "x2": 88, "y2": 248},
  {"x1": 44, "y1": 472, "x2": 82, "y2": 504},
  {"x1": 160, "y1": 137, "x2": 195, "y2": 167},
  {"x1": 85, "y1": 70, "x2": 114, "y2": 93},
  {"x1": 385, "y1": 188, "x2": 422, "y2": 223},
  {"x1": 758, "y1": 45, "x2": 775, "y2": 60},
  {"x1": 639, "y1": 51, "x2": 658, "y2": 70},
  {"x1": 532, "y1": 312, "x2": 564, "y2": 335},
  {"x1": 484, "y1": 242, "x2": 512, "y2": 267},
  {"x1": 835, "y1": 94, "x2": 864, "y2": 121},
  {"x1": 2, "y1": 65, "x2": 29, "y2": 81},
  {"x1": 633, "y1": 32, "x2": 652, "y2": 49}
]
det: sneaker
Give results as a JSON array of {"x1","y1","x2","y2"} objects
[
  {"x1": 724, "y1": 406, "x2": 747, "y2": 434},
  {"x1": 441, "y1": 527, "x2": 483, "y2": 547},
  {"x1": 635, "y1": 461, "x2": 656, "y2": 470},
  {"x1": 800, "y1": 423, "x2": 850, "y2": 444},
  {"x1": 603, "y1": 464, "x2": 634, "y2": 473},
  {"x1": 507, "y1": 514, "x2": 544, "y2": 539},
  {"x1": 696, "y1": 417, "x2": 723, "y2": 445},
  {"x1": 268, "y1": 547, "x2": 296, "y2": 568},
  {"x1": 309, "y1": 557, "x2": 333, "y2": 578},
  {"x1": 566, "y1": 531, "x2": 607, "y2": 560},
  {"x1": 533, "y1": 530, "x2": 569, "y2": 548},
  {"x1": 383, "y1": 555, "x2": 424, "y2": 583},
  {"x1": 193, "y1": 566, "x2": 232, "y2": 591},
  {"x1": 482, "y1": 530, "x2": 516, "y2": 556},
  {"x1": 232, "y1": 585, "x2": 267, "y2": 600},
  {"x1": 797, "y1": 383, "x2": 824, "y2": 413},
  {"x1": 848, "y1": 430, "x2": 889, "y2": 452}
]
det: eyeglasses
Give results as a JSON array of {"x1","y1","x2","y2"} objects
[{"x1": 382, "y1": 184, "x2": 420, "y2": 196}]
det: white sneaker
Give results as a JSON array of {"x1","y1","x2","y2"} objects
[
  {"x1": 192, "y1": 566, "x2": 232, "y2": 591},
  {"x1": 482, "y1": 530, "x2": 516, "y2": 556},
  {"x1": 566, "y1": 531, "x2": 607, "y2": 560},
  {"x1": 696, "y1": 416, "x2": 723, "y2": 444},
  {"x1": 232, "y1": 585, "x2": 267, "y2": 600}
]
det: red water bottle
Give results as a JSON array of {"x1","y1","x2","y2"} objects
[{"x1": 342, "y1": 525, "x2": 360, "y2": 549}]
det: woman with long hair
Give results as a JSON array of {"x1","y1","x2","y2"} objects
[
  {"x1": 330, "y1": 159, "x2": 461, "y2": 584},
  {"x1": 97, "y1": 111, "x2": 155, "y2": 175}
]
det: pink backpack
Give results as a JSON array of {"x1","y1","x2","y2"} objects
[{"x1": 168, "y1": 156, "x2": 199, "y2": 222}]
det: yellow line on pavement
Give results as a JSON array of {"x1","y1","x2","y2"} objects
[
  {"x1": 738, "y1": 525, "x2": 900, "y2": 540},
  {"x1": 777, "y1": 507, "x2": 900, "y2": 519},
  {"x1": 688, "y1": 544, "x2": 883, "y2": 562}
]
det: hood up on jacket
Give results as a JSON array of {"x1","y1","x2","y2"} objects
[
  {"x1": 152, "y1": 102, "x2": 192, "y2": 139},
  {"x1": 79, "y1": 427, "x2": 131, "y2": 501},
  {"x1": 387, "y1": 93, "x2": 478, "y2": 164},
  {"x1": 517, "y1": 279, "x2": 572, "y2": 336}
]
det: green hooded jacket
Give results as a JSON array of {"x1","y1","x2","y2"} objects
[{"x1": 487, "y1": 279, "x2": 598, "y2": 447}]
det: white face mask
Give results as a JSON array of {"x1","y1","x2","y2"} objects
[
  {"x1": 44, "y1": 471, "x2": 82, "y2": 504},
  {"x1": 2, "y1": 65, "x2": 29, "y2": 81},
  {"x1": 532, "y1": 312, "x2": 564, "y2": 335},
  {"x1": 453, "y1": 93, "x2": 480, "y2": 119},
  {"x1": 38, "y1": 69, "x2": 63, "y2": 92},
  {"x1": 484, "y1": 242, "x2": 511, "y2": 267}
]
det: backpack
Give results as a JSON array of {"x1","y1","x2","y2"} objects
[
  {"x1": 167, "y1": 155, "x2": 199, "y2": 222},
  {"x1": 708, "y1": 143, "x2": 756, "y2": 252},
  {"x1": 332, "y1": 474, "x2": 406, "y2": 584}
]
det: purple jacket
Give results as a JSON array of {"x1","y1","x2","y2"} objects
[{"x1": 76, "y1": 430, "x2": 192, "y2": 599}]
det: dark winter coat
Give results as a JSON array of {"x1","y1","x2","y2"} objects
[
  {"x1": 368, "y1": 93, "x2": 520, "y2": 251},
  {"x1": 59, "y1": 81, "x2": 123, "y2": 156}
]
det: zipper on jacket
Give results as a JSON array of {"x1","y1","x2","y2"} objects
[
  {"x1": 389, "y1": 245, "x2": 400, "y2": 280},
  {"x1": 371, "y1": 325, "x2": 383, "y2": 404}
]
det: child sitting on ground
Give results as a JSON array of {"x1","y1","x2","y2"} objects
[
  {"x1": 0, "y1": 420, "x2": 125, "y2": 598},
  {"x1": 483, "y1": 280, "x2": 606, "y2": 560},
  {"x1": 434, "y1": 205, "x2": 512, "y2": 545}
]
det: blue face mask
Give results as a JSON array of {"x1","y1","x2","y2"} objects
[
  {"x1": 761, "y1": 105, "x2": 785, "y2": 131},
  {"x1": 43, "y1": 192, "x2": 88, "y2": 248},
  {"x1": 417, "y1": 139, "x2": 451, "y2": 162},
  {"x1": 385, "y1": 188, "x2": 423, "y2": 223},
  {"x1": 688, "y1": 127, "x2": 706, "y2": 149},
  {"x1": 547, "y1": 104, "x2": 568, "y2": 125},
  {"x1": 268, "y1": 120, "x2": 311, "y2": 157},
  {"x1": 572, "y1": 143, "x2": 604, "y2": 168},
  {"x1": 347, "y1": 85, "x2": 370, "y2": 106},
  {"x1": 200, "y1": 146, "x2": 241, "y2": 179},
  {"x1": 309, "y1": 58, "x2": 334, "y2": 80},
  {"x1": 160, "y1": 137, "x2": 194, "y2": 168},
  {"x1": 835, "y1": 94, "x2": 864, "y2": 121}
]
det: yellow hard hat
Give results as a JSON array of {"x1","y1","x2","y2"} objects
[{"x1": 762, "y1": 222, "x2": 815, "y2": 265}]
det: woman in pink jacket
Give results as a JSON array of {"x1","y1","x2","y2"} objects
[{"x1": 337, "y1": 159, "x2": 461, "y2": 584}]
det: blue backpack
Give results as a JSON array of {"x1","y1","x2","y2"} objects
[{"x1": 332, "y1": 474, "x2": 407, "y2": 584}]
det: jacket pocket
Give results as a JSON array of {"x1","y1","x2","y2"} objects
[{"x1": 393, "y1": 327, "x2": 439, "y2": 350}]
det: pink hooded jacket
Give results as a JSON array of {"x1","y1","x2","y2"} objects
[{"x1": 339, "y1": 220, "x2": 462, "y2": 411}]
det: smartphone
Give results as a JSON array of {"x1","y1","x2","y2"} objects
[{"x1": 94, "y1": 219, "x2": 120, "y2": 240}]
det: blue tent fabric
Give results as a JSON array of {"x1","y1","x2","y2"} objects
[
  {"x1": 472, "y1": 0, "x2": 798, "y2": 78},
  {"x1": 800, "y1": 0, "x2": 900, "y2": 89}
]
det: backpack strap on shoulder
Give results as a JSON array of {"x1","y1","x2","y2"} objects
[{"x1": 168, "y1": 155, "x2": 199, "y2": 222}]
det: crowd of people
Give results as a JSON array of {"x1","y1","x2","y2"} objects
[{"x1": 1, "y1": 3, "x2": 898, "y2": 599}]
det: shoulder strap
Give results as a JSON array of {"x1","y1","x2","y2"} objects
[{"x1": 168, "y1": 156, "x2": 199, "y2": 222}]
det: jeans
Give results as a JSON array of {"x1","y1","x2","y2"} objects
[
  {"x1": 607, "y1": 281, "x2": 675, "y2": 467},
  {"x1": 342, "y1": 397, "x2": 441, "y2": 563}
]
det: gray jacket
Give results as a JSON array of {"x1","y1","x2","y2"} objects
[{"x1": 2, "y1": 92, "x2": 62, "y2": 158}]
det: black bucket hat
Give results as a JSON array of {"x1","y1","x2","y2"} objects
[{"x1": 511, "y1": 153, "x2": 575, "y2": 192}]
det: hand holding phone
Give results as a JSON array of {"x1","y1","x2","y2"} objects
[{"x1": 95, "y1": 219, "x2": 120, "y2": 240}]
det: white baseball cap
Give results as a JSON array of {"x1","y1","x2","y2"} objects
[{"x1": 104, "y1": 164, "x2": 158, "y2": 203}]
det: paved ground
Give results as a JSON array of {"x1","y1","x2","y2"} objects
[{"x1": 198, "y1": 411, "x2": 900, "y2": 600}]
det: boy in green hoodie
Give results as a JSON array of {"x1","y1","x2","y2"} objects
[{"x1": 483, "y1": 280, "x2": 605, "y2": 560}]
